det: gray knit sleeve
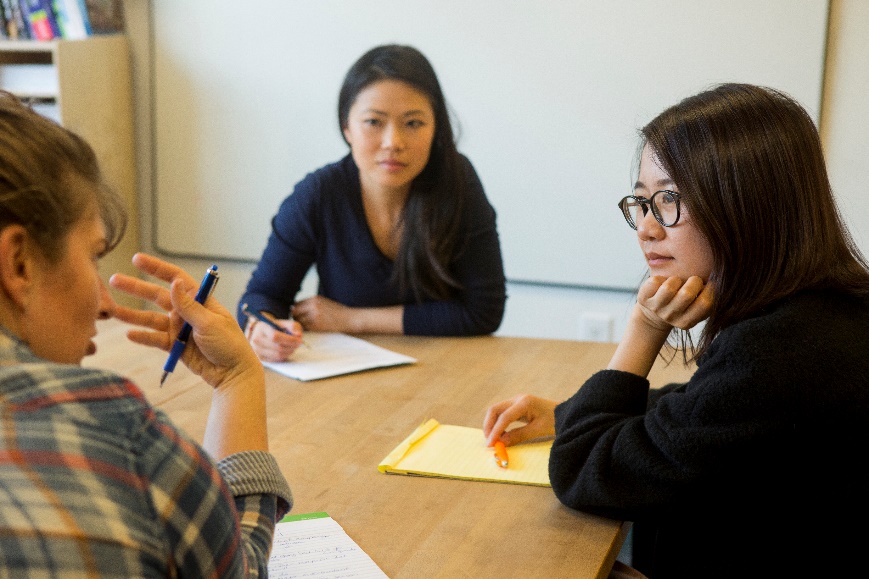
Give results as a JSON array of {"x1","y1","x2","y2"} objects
[{"x1": 216, "y1": 450, "x2": 293, "y2": 511}]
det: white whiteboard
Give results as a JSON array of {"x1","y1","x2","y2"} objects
[{"x1": 152, "y1": 0, "x2": 828, "y2": 290}]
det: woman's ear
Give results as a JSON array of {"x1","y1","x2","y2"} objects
[{"x1": 0, "y1": 225, "x2": 37, "y2": 309}]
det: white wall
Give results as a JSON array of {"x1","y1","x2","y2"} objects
[
  {"x1": 147, "y1": 1, "x2": 826, "y2": 293},
  {"x1": 822, "y1": 0, "x2": 869, "y2": 261},
  {"x1": 124, "y1": 0, "x2": 868, "y2": 344}
]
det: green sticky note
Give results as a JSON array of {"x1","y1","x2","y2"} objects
[{"x1": 280, "y1": 512, "x2": 329, "y2": 523}]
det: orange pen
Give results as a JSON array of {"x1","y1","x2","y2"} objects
[{"x1": 493, "y1": 440, "x2": 509, "y2": 468}]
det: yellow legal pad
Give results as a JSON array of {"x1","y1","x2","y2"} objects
[{"x1": 378, "y1": 418, "x2": 552, "y2": 486}]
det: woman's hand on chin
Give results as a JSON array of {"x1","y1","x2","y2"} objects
[{"x1": 636, "y1": 275, "x2": 714, "y2": 332}]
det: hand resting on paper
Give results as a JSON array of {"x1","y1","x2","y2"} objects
[{"x1": 483, "y1": 394, "x2": 559, "y2": 448}]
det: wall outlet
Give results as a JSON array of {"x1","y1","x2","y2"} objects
[{"x1": 577, "y1": 312, "x2": 615, "y2": 342}]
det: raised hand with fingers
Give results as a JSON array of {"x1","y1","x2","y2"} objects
[
  {"x1": 109, "y1": 253, "x2": 262, "y2": 391},
  {"x1": 109, "y1": 252, "x2": 268, "y2": 459}
]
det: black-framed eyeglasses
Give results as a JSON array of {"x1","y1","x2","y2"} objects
[{"x1": 617, "y1": 190, "x2": 682, "y2": 230}]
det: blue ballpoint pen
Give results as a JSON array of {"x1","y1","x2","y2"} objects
[
  {"x1": 160, "y1": 265, "x2": 219, "y2": 385},
  {"x1": 242, "y1": 303, "x2": 290, "y2": 333},
  {"x1": 242, "y1": 303, "x2": 309, "y2": 348}
]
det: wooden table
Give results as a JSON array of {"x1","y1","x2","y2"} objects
[{"x1": 85, "y1": 319, "x2": 695, "y2": 579}]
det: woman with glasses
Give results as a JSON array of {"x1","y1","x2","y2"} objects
[{"x1": 483, "y1": 84, "x2": 869, "y2": 578}]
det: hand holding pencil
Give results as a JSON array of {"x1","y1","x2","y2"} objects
[
  {"x1": 482, "y1": 394, "x2": 559, "y2": 448},
  {"x1": 242, "y1": 303, "x2": 305, "y2": 362}
]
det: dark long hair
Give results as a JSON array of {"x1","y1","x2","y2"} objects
[
  {"x1": 0, "y1": 91, "x2": 126, "y2": 262},
  {"x1": 338, "y1": 44, "x2": 466, "y2": 301},
  {"x1": 641, "y1": 83, "x2": 869, "y2": 358}
]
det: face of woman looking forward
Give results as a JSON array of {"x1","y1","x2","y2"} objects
[
  {"x1": 342, "y1": 79, "x2": 436, "y2": 198},
  {"x1": 634, "y1": 144, "x2": 714, "y2": 282}
]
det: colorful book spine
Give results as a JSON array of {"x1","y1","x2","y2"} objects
[
  {"x1": 2, "y1": 0, "x2": 30, "y2": 38},
  {"x1": 0, "y1": 3, "x2": 7, "y2": 38},
  {"x1": 19, "y1": 0, "x2": 61, "y2": 40},
  {"x1": 52, "y1": 0, "x2": 90, "y2": 39}
]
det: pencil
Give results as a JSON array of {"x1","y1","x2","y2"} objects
[{"x1": 493, "y1": 440, "x2": 509, "y2": 468}]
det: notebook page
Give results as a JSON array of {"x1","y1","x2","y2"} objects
[
  {"x1": 379, "y1": 420, "x2": 552, "y2": 486},
  {"x1": 268, "y1": 512, "x2": 387, "y2": 578},
  {"x1": 264, "y1": 332, "x2": 415, "y2": 381}
]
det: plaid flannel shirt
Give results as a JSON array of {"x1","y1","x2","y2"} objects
[{"x1": 0, "y1": 329, "x2": 292, "y2": 577}]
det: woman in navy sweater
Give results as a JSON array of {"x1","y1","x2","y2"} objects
[
  {"x1": 483, "y1": 84, "x2": 869, "y2": 578},
  {"x1": 239, "y1": 45, "x2": 506, "y2": 361}
]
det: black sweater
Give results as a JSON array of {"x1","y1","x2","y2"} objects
[{"x1": 551, "y1": 289, "x2": 869, "y2": 578}]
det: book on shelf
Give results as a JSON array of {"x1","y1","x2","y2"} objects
[
  {"x1": 0, "y1": 0, "x2": 13, "y2": 39},
  {"x1": 52, "y1": 0, "x2": 90, "y2": 39},
  {"x1": 8, "y1": 1, "x2": 30, "y2": 39},
  {"x1": 1, "y1": 0, "x2": 31, "y2": 39},
  {"x1": 0, "y1": 0, "x2": 122, "y2": 41},
  {"x1": 19, "y1": 0, "x2": 61, "y2": 40}
]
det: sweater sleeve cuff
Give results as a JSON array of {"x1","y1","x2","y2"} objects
[
  {"x1": 555, "y1": 369, "x2": 650, "y2": 426},
  {"x1": 216, "y1": 450, "x2": 293, "y2": 513}
]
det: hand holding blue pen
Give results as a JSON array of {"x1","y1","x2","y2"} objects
[
  {"x1": 242, "y1": 303, "x2": 291, "y2": 334},
  {"x1": 161, "y1": 265, "x2": 220, "y2": 385},
  {"x1": 242, "y1": 303, "x2": 309, "y2": 348}
]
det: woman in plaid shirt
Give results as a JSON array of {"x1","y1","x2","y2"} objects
[{"x1": 0, "y1": 90, "x2": 291, "y2": 576}]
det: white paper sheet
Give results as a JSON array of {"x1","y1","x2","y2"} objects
[
  {"x1": 268, "y1": 512, "x2": 388, "y2": 578},
  {"x1": 263, "y1": 332, "x2": 415, "y2": 381}
]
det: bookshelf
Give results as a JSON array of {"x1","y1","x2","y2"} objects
[{"x1": 0, "y1": 34, "x2": 139, "y2": 307}]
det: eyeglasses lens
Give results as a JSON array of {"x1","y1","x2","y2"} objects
[
  {"x1": 619, "y1": 191, "x2": 680, "y2": 229},
  {"x1": 653, "y1": 191, "x2": 678, "y2": 226}
]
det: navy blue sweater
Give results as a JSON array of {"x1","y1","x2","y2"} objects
[
  {"x1": 551, "y1": 289, "x2": 869, "y2": 578},
  {"x1": 238, "y1": 154, "x2": 506, "y2": 336}
]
